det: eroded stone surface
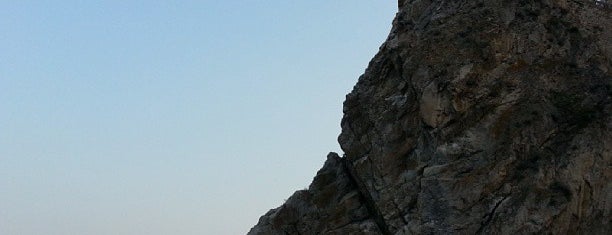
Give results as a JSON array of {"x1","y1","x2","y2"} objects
[
  {"x1": 250, "y1": 1, "x2": 611, "y2": 234},
  {"x1": 248, "y1": 153, "x2": 383, "y2": 235}
]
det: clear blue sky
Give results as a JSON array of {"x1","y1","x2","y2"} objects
[{"x1": 0, "y1": 1, "x2": 396, "y2": 234}]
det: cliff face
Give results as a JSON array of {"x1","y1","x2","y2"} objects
[{"x1": 249, "y1": 1, "x2": 612, "y2": 234}]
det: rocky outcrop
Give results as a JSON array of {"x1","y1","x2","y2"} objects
[
  {"x1": 247, "y1": 153, "x2": 384, "y2": 235},
  {"x1": 249, "y1": 1, "x2": 611, "y2": 234}
]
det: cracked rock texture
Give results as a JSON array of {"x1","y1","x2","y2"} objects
[{"x1": 249, "y1": 0, "x2": 611, "y2": 234}]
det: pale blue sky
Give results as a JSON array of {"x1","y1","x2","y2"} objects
[{"x1": 0, "y1": 1, "x2": 396, "y2": 234}]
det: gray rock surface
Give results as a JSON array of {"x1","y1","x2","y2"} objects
[{"x1": 249, "y1": 1, "x2": 612, "y2": 234}]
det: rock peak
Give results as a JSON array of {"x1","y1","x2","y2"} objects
[{"x1": 250, "y1": 1, "x2": 611, "y2": 234}]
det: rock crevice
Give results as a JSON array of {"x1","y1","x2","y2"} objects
[{"x1": 342, "y1": 158, "x2": 393, "y2": 235}]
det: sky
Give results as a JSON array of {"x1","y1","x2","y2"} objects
[{"x1": 0, "y1": 1, "x2": 396, "y2": 234}]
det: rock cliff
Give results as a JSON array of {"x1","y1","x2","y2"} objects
[{"x1": 249, "y1": 1, "x2": 611, "y2": 234}]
